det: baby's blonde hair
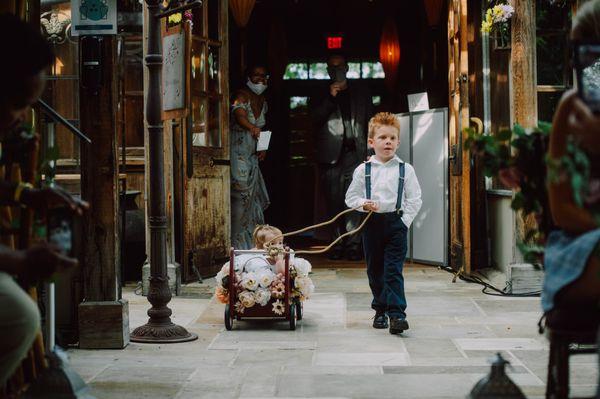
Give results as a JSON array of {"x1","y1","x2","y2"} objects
[
  {"x1": 252, "y1": 224, "x2": 283, "y2": 249},
  {"x1": 368, "y1": 112, "x2": 400, "y2": 138}
]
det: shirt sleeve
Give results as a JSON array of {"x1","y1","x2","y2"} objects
[
  {"x1": 345, "y1": 163, "x2": 369, "y2": 212},
  {"x1": 401, "y1": 164, "x2": 422, "y2": 227}
]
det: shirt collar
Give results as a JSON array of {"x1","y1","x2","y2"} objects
[{"x1": 368, "y1": 154, "x2": 402, "y2": 165}]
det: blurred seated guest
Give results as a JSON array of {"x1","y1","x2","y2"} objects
[
  {"x1": 0, "y1": 13, "x2": 88, "y2": 386},
  {"x1": 542, "y1": 0, "x2": 600, "y2": 315}
]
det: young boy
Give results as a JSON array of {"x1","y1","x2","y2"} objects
[{"x1": 345, "y1": 112, "x2": 422, "y2": 334}]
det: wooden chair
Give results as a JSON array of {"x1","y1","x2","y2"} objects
[{"x1": 543, "y1": 307, "x2": 599, "y2": 399}]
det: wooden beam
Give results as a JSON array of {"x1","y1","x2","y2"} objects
[
  {"x1": 511, "y1": 0, "x2": 537, "y2": 127},
  {"x1": 79, "y1": 35, "x2": 129, "y2": 348}
]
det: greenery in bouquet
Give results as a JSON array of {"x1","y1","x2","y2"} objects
[{"x1": 465, "y1": 122, "x2": 552, "y2": 264}]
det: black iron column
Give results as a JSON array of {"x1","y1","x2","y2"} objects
[{"x1": 131, "y1": 0, "x2": 200, "y2": 343}]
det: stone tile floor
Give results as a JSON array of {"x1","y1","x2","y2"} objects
[{"x1": 68, "y1": 265, "x2": 598, "y2": 398}]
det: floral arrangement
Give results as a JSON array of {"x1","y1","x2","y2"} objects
[
  {"x1": 481, "y1": 0, "x2": 514, "y2": 48},
  {"x1": 466, "y1": 123, "x2": 551, "y2": 264},
  {"x1": 481, "y1": 1, "x2": 514, "y2": 33},
  {"x1": 214, "y1": 256, "x2": 314, "y2": 315}
]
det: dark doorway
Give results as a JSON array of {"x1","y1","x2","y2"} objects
[{"x1": 228, "y1": 0, "x2": 448, "y2": 247}]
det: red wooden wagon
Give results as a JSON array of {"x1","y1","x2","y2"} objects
[{"x1": 224, "y1": 247, "x2": 303, "y2": 331}]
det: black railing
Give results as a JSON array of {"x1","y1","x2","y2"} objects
[{"x1": 37, "y1": 99, "x2": 92, "y2": 144}]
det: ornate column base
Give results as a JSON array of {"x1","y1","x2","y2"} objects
[
  {"x1": 130, "y1": 322, "x2": 197, "y2": 343},
  {"x1": 130, "y1": 276, "x2": 197, "y2": 343}
]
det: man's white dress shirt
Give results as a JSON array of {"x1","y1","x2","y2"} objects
[{"x1": 345, "y1": 155, "x2": 422, "y2": 228}]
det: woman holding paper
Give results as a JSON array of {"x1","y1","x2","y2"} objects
[{"x1": 230, "y1": 65, "x2": 271, "y2": 249}]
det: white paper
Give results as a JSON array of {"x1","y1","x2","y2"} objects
[
  {"x1": 407, "y1": 92, "x2": 430, "y2": 112},
  {"x1": 256, "y1": 131, "x2": 271, "y2": 151},
  {"x1": 192, "y1": 133, "x2": 206, "y2": 147}
]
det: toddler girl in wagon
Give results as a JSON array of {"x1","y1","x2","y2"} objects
[{"x1": 214, "y1": 225, "x2": 314, "y2": 313}]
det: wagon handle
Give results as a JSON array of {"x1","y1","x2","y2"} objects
[
  {"x1": 229, "y1": 247, "x2": 235, "y2": 318},
  {"x1": 284, "y1": 246, "x2": 290, "y2": 318}
]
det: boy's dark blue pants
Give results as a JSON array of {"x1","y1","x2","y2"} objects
[{"x1": 362, "y1": 212, "x2": 408, "y2": 319}]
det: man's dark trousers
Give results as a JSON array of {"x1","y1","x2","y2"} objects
[
  {"x1": 362, "y1": 213, "x2": 408, "y2": 319},
  {"x1": 321, "y1": 149, "x2": 362, "y2": 248}
]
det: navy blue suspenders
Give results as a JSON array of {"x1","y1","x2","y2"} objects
[{"x1": 364, "y1": 161, "x2": 405, "y2": 215}]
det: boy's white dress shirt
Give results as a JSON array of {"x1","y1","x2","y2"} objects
[{"x1": 345, "y1": 155, "x2": 422, "y2": 228}]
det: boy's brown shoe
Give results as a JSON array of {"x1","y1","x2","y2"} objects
[
  {"x1": 373, "y1": 311, "x2": 388, "y2": 329},
  {"x1": 389, "y1": 317, "x2": 409, "y2": 334}
]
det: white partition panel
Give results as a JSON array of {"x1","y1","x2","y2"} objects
[
  {"x1": 396, "y1": 113, "x2": 412, "y2": 259},
  {"x1": 395, "y1": 109, "x2": 448, "y2": 266}
]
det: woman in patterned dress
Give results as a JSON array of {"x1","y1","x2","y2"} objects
[{"x1": 230, "y1": 65, "x2": 270, "y2": 249}]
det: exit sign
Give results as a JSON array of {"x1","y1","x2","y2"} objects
[{"x1": 327, "y1": 36, "x2": 343, "y2": 49}]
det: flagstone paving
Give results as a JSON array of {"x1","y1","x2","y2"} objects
[{"x1": 67, "y1": 265, "x2": 598, "y2": 398}]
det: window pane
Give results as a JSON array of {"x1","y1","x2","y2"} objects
[
  {"x1": 347, "y1": 62, "x2": 361, "y2": 79},
  {"x1": 284, "y1": 63, "x2": 309, "y2": 80},
  {"x1": 191, "y1": 96, "x2": 207, "y2": 147},
  {"x1": 207, "y1": 98, "x2": 221, "y2": 147},
  {"x1": 536, "y1": 0, "x2": 570, "y2": 30},
  {"x1": 538, "y1": 91, "x2": 564, "y2": 123},
  {"x1": 537, "y1": 33, "x2": 569, "y2": 86},
  {"x1": 309, "y1": 63, "x2": 329, "y2": 80},
  {"x1": 191, "y1": 39, "x2": 205, "y2": 92},
  {"x1": 207, "y1": 45, "x2": 220, "y2": 93},
  {"x1": 208, "y1": 0, "x2": 219, "y2": 40},
  {"x1": 362, "y1": 62, "x2": 385, "y2": 79},
  {"x1": 290, "y1": 96, "x2": 308, "y2": 110}
]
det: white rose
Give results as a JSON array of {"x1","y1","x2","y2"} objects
[
  {"x1": 257, "y1": 270, "x2": 275, "y2": 288},
  {"x1": 293, "y1": 258, "x2": 312, "y2": 276},
  {"x1": 238, "y1": 291, "x2": 256, "y2": 308},
  {"x1": 295, "y1": 276, "x2": 315, "y2": 298},
  {"x1": 254, "y1": 288, "x2": 271, "y2": 306},
  {"x1": 241, "y1": 272, "x2": 259, "y2": 291}
]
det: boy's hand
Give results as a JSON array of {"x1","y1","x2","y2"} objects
[
  {"x1": 362, "y1": 200, "x2": 379, "y2": 212},
  {"x1": 257, "y1": 151, "x2": 266, "y2": 161}
]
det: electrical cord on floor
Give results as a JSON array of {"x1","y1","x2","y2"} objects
[{"x1": 436, "y1": 264, "x2": 541, "y2": 297}]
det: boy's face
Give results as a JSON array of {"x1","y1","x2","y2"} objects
[{"x1": 368, "y1": 125, "x2": 399, "y2": 162}]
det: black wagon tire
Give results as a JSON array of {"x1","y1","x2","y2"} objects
[
  {"x1": 295, "y1": 300, "x2": 303, "y2": 321},
  {"x1": 289, "y1": 303, "x2": 296, "y2": 330},
  {"x1": 224, "y1": 304, "x2": 234, "y2": 330}
]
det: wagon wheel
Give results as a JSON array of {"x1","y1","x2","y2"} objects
[
  {"x1": 295, "y1": 299, "x2": 303, "y2": 321},
  {"x1": 289, "y1": 303, "x2": 296, "y2": 331},
  {"x1": 224, "y1": 304, "x2": 234, "y2": 330}
]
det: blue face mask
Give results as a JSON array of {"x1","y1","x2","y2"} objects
[{"x1": 247, "y1": 78, "x2": 267, "y2": 95}]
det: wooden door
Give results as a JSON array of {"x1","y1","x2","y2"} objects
[
  {"x1": 447, "y1": 0, "x2": 471, "y2": 273},
  {"x1": 178, "y1": 0, "x2": 230, "y2": 281}
]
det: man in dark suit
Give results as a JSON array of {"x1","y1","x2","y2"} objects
[{"x1": 310, "y1": 53, "x2": 373, "y2": 260}]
